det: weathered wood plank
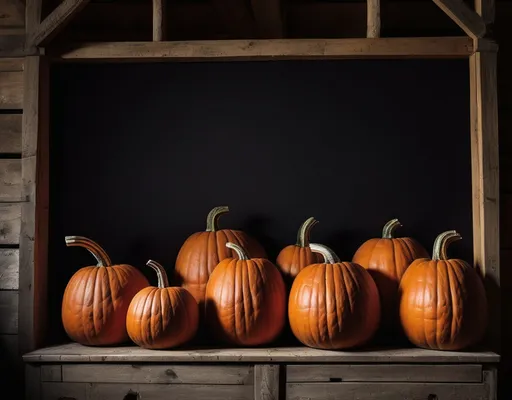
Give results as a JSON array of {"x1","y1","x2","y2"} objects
[
  {"x1": 287, "y1": 364, "x2": 483, "y2": 383},
  {"x1": 286, "y1": 382, "x2": 489, "y2": 400},
  {"x1": 152, "y1": 0, "x2": 166, "y2": 41},
  {"x1": 0, "y1": 249, "x2": 19, "y2": 290},
  {"x1": 52, "y1": 37, "x2": 474, "y2": 61},
  {"x1": 62, "y1": 364, "x2": 253, "y2": 384},
  {"x1": 0, "y1": 0, "x2": 25, "y2": 29},
  {"x1": 255, "y1": 365, "x2": 279, "y2": 400},
  {"x1": 0, "y1": 159, "x2": 21, "y2": 200},
  {"x1": 432, "y1": 0, "x2": 486, "y2": 38},
  {"x1": 22, "y1": 343, "x2": 500, "y2": 363},
  {"x1": 41, "y1": 365, "x2": 62, "y2": 382},
  {"x1": 0, "y1": 71, "x2": 23, "y2": 109},
  {"x1": 0, "y1": 203, "x2": 21, "y2": 244},
  {"x1": 0, "y1": 58, "x2": 24, "y2": 72},
  {"x1": 0, "y1": 114, "x2": 22, "y2": 154},
  {"x1": 0, "y1": 290, "x2": 18, "y2": 334},
  {"x1": 367, "y1": 0, "x2": 380, "y2": 38}
]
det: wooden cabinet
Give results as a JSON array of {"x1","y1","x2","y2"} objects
[{"x1": 23, "y1": 343, "x2": 498, "y2": 400}]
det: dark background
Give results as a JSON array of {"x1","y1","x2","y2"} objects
[{"x1": 48, "y1": 59, "x2": 472, "y2": 344}]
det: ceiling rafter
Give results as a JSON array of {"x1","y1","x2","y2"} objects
[{"x1": 431, "y1": 0, "x2": 486, "y2": 38}]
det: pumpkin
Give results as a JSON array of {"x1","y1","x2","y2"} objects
[
  {"x1": 205, "y1": 242, "x2": 286, "y2": 346},
  {"x1": 175, "y1": 206, "x2": 267, "y2": 307},
  {"x1": 276, "y1": 217, "x2": 323, "y2": 286},
  {"x1": 126, "y1": 260, "x2": 199, "y2": 349},
  {"x1": 352, "y1": 218, "x2": 429, "y2": 332},
  {"x1": 399, "y1": 230, "x2": 488, "y2": 350},
  {"x1": 289, "y1": 243, "x2": 380, "y2": 349},
  {"x1": 62, "y1": 236, "x2": 149, "y2": 346}
]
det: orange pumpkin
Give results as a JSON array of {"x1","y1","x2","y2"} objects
[
  {"x1": 205, "y1": 242, "x2": 286, "y2": 346},
  {"x1": 126, "y1": 260, "x2": 199, "y2": 349},
  {"x1": 399, "y1": 230, "x2": 488, "y2": 350},
  {"x1": 276, "y1": 217, "x2": 323, "y2": 286},
  {"x1": 175, "y1": 206, "x2": 267, "y2": 307},
  {"x1": 289, "y1": 243, "x2": 380, "y2": 349},
  {"x1": 352, "y1": 218, "x2": 429, "y2": 332},
  {"x1": 62, "y1": 236, "x2": 149, "y2": 346}
]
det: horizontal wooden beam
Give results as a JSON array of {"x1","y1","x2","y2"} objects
[
  {"x1": 50, "y1": 37, "x2": 474, "y2": 62},
  {"x1": 431, "y1": 0, "x2": 486, "y2": 38}
]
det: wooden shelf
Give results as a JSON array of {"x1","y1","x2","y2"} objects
[{"x1": 23, "y1": 342, "x2": 500, "y2": 364}]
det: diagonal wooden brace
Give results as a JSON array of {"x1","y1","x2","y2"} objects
[{"x1": 431, "y1": 0, "x2": 486, "y2": 38}]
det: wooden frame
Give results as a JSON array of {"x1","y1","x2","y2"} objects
[{"x1": 17, "y1": 0, "x2": 500, "y2": 361}]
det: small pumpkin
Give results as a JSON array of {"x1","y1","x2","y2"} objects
[
  {"x1": 352, "y1": 219, "x2": 429, "y2": 331},
  {"x1": 289, "y1": 243, "x2": 380, "y2": 350},
  {"x1": 276, "y1": 217, "x2": 323, "y2": 286},
  {"x1": 399, "y1": 230, "x2": 488, "y2": 351},
  {"x1": 126, "y1": 260, "x2": 199, "y2": 349},
  {"x1": 175, "y1": 206, "x2": 267, "y2": 307},
  {"x1": 205, "y1": 242, "x2": 286, "y2": 346},
  {"x1": 62, "y1": 236, "x2": 149, "y2": 346}
]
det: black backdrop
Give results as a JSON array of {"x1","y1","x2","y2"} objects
[{"x1": 48, "y1": 59, "x2": 472, "y2": 344}]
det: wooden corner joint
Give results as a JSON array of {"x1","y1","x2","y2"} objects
[
  {"x1": 473, "y1": 38, "x2": 499, "y2": 53},
  {"x1": 431, "y1": 0, "x2": 486, "y2": 39}
]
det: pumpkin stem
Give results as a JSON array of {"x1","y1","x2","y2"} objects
[
  {"x1": 310, "y1": 243, "x2": 341, "y2": 264},
  {"x1": 146, "y1": 260, "x2": 169, "y2": 288},
  {"x1": 206, "y1": 206, "x2": 229, "y2": 232},
  {"x1": 296, "y1": 217, "x2": 319, "y2": 247},
  {"x1": 226, "y1": 242, "x2": 249, "y2": 260},
  {"x1": 64, "y1": 236, "x2": 112, "y2": 267},
  {"x1": 432, "y1": 230, "x2": 462, "y2": 261},
  {"x1": 382, "y1": 218, "x2": 402, "y2": 239}
]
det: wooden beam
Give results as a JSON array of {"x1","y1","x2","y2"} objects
[
  {"x1": 476, "y1": 0, "x2": 494, "y2": 25},
  {"x1": 367, "y1": 0, "x2": 381, "y2": 38},
  {"x1": 50, "y1": 37, "x2": 474, "y2": 62},
  {"x1": 431, "y1": 0, "x2": 486, "y2": 38},
  {"x1": 153, "y1": 0, "x2": 166, "y2": 41},
  {"x1": 29, "y1": 0, "x2": 90, "y2": 47},
  {"x1": 251, "y1": 0, "x2": 284, "y2": 39},
  {"x1": 469, "y1": 50, "x2": 500, "y2": 352}
]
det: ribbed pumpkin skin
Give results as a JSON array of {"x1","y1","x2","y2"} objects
[
  {"x1": 62, "y1": 265, "x2": 149, "y2": 346},
  {"x1": 126, "y1": 286, "x2": 199, "y2": 349},
  {"x1": 276, "y1": 246, "x2": 322, "y2": 285},
  {"x1": 205, "y1": 257, "x2": 286, "y2": 346},
  {"x1": 399, "y1": 259, "x2": 488, "y2": 350},
  {"x1": 288, "y1": 262, "x2": 380, "y2": 350},
  {"x1": 175, "y1": 230, "x2": 267, "y2": 306},
  {"x1": 353, "y1": 237, "x2": 428, "y2": 329}
]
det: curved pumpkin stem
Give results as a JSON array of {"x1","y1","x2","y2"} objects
[
  {"x1": 432, "y1": 230, "x2": 462, "y2": 261},
  {"x1": 226, "y1": 242, "x2": 249, "y2": 260},
  {"x1": 206, "y1": 206, "x2": 229, "y2": 232},
  {"x1": 310, "y1": 243, "x2": 341, "y2": 264},
  {"x1": 296, "y1": 217, "x2": 319, "y2": 247},
  {"x1": 382, "y1": 218, "x2": 402, "y2": 239},
  {"x1": 146, "y1": 260, "x2": 169, "y2": 288},
  {"x1": 65, "y1": 236, "x2": 112, "y2": 267}
]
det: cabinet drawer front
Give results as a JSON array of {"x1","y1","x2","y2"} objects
[
  {"x1": 42, "y1": 382, "x2": 253, "y2": 400},
  {"x1": 287, "y1": 364, "x2": 482, "y2": 383},
  {"x1": 57, "y1": 364, "x2": 253, "y2": 384},
  {"x1": 286, "y1": 382, "x2": 490, "y2": 400}
]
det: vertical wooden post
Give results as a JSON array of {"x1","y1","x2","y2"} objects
[
  {"x1": 255, "y1": 365, "x2": 280, "y2": 400},
  {"x1": 153, "y1": 0, "x2": 166, "y2": 41},
  {"x1": 367, "y1": 0, "x2": 381, "y2": 38}
]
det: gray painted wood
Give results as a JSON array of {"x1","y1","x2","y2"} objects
[
  {"x1": 62, "y1": 364, "x2": 253, "y2": 384},
  {"x1": 0, "y1": 114, "x2": 22, "y2": 154},
  {"x1": 0, "y1": 203, "x2": 21, "y2": 245},
  {"x1": 26, "y1": 364, "x2": 41, "y2": 400},
  {"x1": 41, "y1": 365, "x2": 62, "y2": 382},
  {"x1": 0, "y1": 249, "x2": 19, "y2": 290},
  {"x1": 22, "y1": 342, "x2": 500, "y2": 363},
  {"x1": 287, "y1": 364, "x2": 483, "y2": 383},
  {"x1": 0, "y1": 333, "x2": 18, "y2": 370},
  {"x1": 255, "y1": 365, "x2": 279, "y2": 400},
  {"x1": 0, "y1": 159, "x2": 21, "y2": 200},
  {"x1": 0, "y1": 290, "x2": 18, "y2": 333}
]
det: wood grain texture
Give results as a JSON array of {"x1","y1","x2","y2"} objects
[
  {"x1": 286, "y1": 364, "x2": 483, "y2": 383},
  {"x1": 251, "y1": 0, "x2": 284, "y2": 38},
  {"x1": 0, "y1": 71, "x2": 23, "y2": 109},
  {"x1": 52, "y1": 37, "x2": 474, "y2": 61},
  {"x1": 0, "y1": 159, "x2": 21, "y2": 200},
  {"x1": 0, "y1": 58, "x2": 24, "y2": 72},
  {"x1": 22, "y1": 343, "x2": 500, "y2": 363},
  {"x1": 255, "y1": 365, "x2": 279, "y2": 400},
  {"x1": 0, "y1": 114, "x2": 22, "y2": 154},
  {"x1": 61, "y1": 364, "x2": 254, "y2": 384},
  {"x1": 432, "y1": 0, "x2": 486, "y2": 38},
  {"x1": 152, "y1": 0, "x2": 166, "y2": 41},
  {"x1": 0, "y1": 249, "x2": 19, "y2": 290},
  {"x1": 0, "y1": 203, "x2": 21, "y2": 244},
  {"x1": 367, "y1": 0, "x2": 380, "y2": 38},
  {"x1": 0, "y1": 290, "x2": 18, "y2": 333}
]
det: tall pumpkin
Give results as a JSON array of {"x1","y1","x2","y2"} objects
[
  {"x1": 399, "y1": 230, "x2": 488, "y2": 351},
  {"x1": 62, "y1": 236, "x2": 149, "y2": 346},
  {"x1": 175, "y1": 206, "x2": 267, "y2": 307},
  {"x1": 205, "y1": 242, "x2": 286, "y2": 346},
  {"x1": 126, "y1": 260, "x2": 199, "y2": 349},
  {"x1": 276, "y1": 217, "x2": 323, "y2": 286},
  {"x1": 289, "y1": 243, "x2": 380, "y2": 350},
  {"x1": 352, "y1": 219, "x2": 429, "y2": 332}
]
